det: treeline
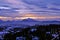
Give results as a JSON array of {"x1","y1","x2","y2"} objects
[{"x1": 3, "y1": 24, "x2": 60, "y2": 40}]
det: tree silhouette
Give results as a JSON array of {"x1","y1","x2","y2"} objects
[{"x1": 3, "y1": 24, "x2": 60, "y2": 40}]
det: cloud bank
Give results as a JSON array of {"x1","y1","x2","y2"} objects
[{"x1": 0, "y1": 0, "x2": 60, "y2": 21}]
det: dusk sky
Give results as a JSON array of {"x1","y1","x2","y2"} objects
[{"x1": 0, "y1": 0, "x2": 60, "y2": 21}]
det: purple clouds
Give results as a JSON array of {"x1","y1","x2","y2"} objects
[{"x1": 0, "y1": 0, "x2": 60, "y2": 21}]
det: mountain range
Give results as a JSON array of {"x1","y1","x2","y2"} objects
[{"x1": 0, "y1": 18, "x2": 60, "y2": 26}]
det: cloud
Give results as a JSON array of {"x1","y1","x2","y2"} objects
[
  {"x1": 0, "y1": 0, "x2": 60, "y2": 20},
  {"x1": 0, "y1": 16, "x2": 13, "y2": 21},
  {"x1": 0, "y1": 6, "x2": 11, "y2": 9}
]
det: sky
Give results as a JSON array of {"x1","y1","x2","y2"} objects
[{"x1": 0, "y1": 0, "x2": 60, "y2": 21}]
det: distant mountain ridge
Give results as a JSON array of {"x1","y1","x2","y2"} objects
[
  {"x1": 21, "y1": 18, "x2": 38, "y2": 22},
  {"x1": 0, "y1": 18, "x2": 60, "y2": 26},
  {"x1": 0, "y1": 18, "x2": 60, "y2": 22}
]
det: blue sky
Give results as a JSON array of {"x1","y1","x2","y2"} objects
[{"x1": 0, "y1": 0, "x2": 60, "y2": 21}]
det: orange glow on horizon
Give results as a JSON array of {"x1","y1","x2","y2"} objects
[
  {"x1": 0, "y1": 16, "x2": 13, "y2": 21},
  {"x1": 0, "y1": 14, "x2": 60, "y2": 21},
  {"x1": 19, "y1": 13, "x2": 60, "y2": 19}
]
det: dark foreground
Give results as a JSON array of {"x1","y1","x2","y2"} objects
[{"x1": 0, "y1": 24, "x2": 60, "y2": 40}]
